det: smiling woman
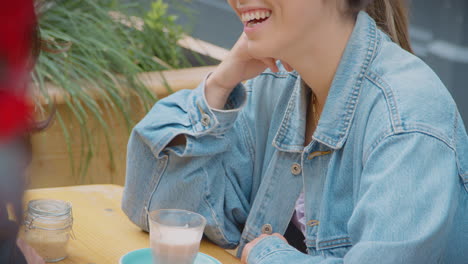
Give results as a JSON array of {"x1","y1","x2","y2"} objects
[{"x1": 123, "y1": 0, "x2": 468, "y2": 263}]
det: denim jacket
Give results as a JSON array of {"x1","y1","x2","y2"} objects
[{"x1": 123, "y1": 12, "x2": 468, "y2": 263}]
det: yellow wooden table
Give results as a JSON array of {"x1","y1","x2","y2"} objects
[{"x1": 24, "y1": 184, "x2": 240, "y2": 264}]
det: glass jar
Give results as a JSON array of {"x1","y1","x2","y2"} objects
[{"x1": 23, "y1": 199, "x2": 73, "y2": 262}]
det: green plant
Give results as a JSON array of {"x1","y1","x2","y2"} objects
[
  {"x1": 33, "y1": 0, "x2": 190, "y2": 182},
  {"x1": 142, "y1": 0, "x2": 185, "y2": 69}
]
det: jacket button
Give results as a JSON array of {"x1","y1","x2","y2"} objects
[
  {"x1": 261, "y1": 224, "x2": 273, "y2": 234},
  {"x1": 201, "y1": 114, "x2": 211, "y2": 126},
  {"x1": 291, "y1": 163, "x2": 301, "y2": 175}
]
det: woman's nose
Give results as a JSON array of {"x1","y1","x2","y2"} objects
[
  {"x1": 237, "y1": 0, "x2": 249, "y2": 6},
  {"x1": 227, "y1": 0, "x2": 238, "y2": 8}
]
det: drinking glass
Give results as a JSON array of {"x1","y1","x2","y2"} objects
[{"x1": 148, "y1": 209, "x2": 206, "y2": 264}]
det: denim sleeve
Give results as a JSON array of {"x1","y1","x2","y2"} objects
[
  {"x1": 123, "y1": 76, "x2": 254, "y2": 249},
  {"x1": 248, "y1": 236, "x2": 341, "y2": 264},
  {"x1": 134, "y1": 74, "x2": 247, "y2": 158},
  {"x1": 248, "y1": 132, "x2": 460, "y2": 264}
]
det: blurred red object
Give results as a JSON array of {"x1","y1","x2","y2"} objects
[
  {"x1": 0, "y1": 0, "x2": 36, "y2": 140},
  {"x1": 0, "y1": 91, "x2": 33, "y2": 140}
]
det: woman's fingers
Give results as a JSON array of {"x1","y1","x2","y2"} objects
[
  {"x1": 241, "y1": 234, "x2": 269, "y2": 264},
  {"x1": 260, "y1": 58, "x2": 294, "y2": 73},
  {"x1": 281, "y1": 60, "x2": 294, "y2": 72},
  {"x1": 240, "y1": 241, "x2": 251, "y2": 264},
  {"x1": 261, "y1": 58, "x2": 279, "y2": 72},
  {"x1": 240, "y1": 233, "x2": 288, "y2": 264}
]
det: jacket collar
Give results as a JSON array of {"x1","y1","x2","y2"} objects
[{"x1": 273, "y1": 12, "x2": 380, "y2": 151}]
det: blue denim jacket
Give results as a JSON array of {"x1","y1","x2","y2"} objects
[{"x1": 123, "y1": 12, "x2": 468, "y2": 263}]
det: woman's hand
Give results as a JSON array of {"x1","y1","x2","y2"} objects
[
  {"x1": 16, "y1": 238, "x2": 45, "y2": 264},
  {"x1": 205, "y1": 33, "x2": 293, "y2": 109},
  {"x1": 241, "y1": 233, "x2": 288, "y2": 264}
]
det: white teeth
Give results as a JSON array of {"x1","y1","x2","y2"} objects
[{"x1": 241, "y1": 10, "x2": 271, "y2": 22}]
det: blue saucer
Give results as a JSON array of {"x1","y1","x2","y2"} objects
[{"x1": 120, "y1": 248, "x2": 221, "y2": 264}]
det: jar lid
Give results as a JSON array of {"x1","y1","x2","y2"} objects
[{"x1": 28, "y1": 199, "x2": 71, "y2": 217}]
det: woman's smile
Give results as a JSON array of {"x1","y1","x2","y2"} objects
[
  {"x1": 227, "y1": 0, "x2": 328, "y2": 59},
  {"x1": 239, "y1": 8, "x2": 272, "y2": 33}
]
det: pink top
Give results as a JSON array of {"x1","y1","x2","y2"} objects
[{"x1": 292, "y1": 191, "x2": 306, "y2": 234}]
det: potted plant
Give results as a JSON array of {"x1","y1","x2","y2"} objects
[{"x1": 29, "y1": 0, "x2": 227, "y2": 187}]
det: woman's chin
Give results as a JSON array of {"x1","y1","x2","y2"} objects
[{"x1": 247, "y1": 42, "x2": 275, "y2": 60}]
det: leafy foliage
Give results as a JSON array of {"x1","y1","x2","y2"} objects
[
  {"x1": 142, "y1": 0, "x2": 187, "y2": 69},
  {"x1": 33, "y1": 0, "x2": 190, "y2": 181}
]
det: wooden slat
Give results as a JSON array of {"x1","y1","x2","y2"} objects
[
  {"x1": 177, "y1": 36, "x2": 228, "y2": 61},
  {"x1": 138, "y1": 66, "x2": 215, "y2": 98},
  {"x1": 35, "y1": 66, "x2": 217, "y2": 106},
  {"x1": 23, "y1": 185, "x2": 241, "y2": 264}
]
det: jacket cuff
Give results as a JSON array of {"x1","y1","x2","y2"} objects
[
  {"x1": 190, "y1": 73, "x2": 246, "y2": 136},
  {"x1": 247, "y1": 236, "x2": 300, "y2": 264}
]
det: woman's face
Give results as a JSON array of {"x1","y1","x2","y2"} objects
[{"x1": 227, "y1": 0, "x2": 339, "y2": 59}]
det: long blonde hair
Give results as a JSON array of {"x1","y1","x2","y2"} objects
[{"x1": 348, "y1": 0, "x2": 413, "y2": 53}]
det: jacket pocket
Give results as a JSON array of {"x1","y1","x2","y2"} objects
[{"x1": 306, "y1": 236, "x2": 352, "y2": 258}]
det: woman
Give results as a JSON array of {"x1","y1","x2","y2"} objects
[{"x1": 123, "y1": 0, "x2": 468, "y2": 263}]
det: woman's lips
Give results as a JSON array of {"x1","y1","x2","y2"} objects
[{"x1": 240, "y1": 9, "x2": 272, "y2": 33}]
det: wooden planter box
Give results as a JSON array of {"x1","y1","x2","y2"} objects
[{"x1": 28, "y1": 37, "x2": 227, "y2": 188}]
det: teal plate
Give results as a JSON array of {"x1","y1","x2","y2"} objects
[{"x1": 119, "y1": 248, "x2": 221, "y2": 264}]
